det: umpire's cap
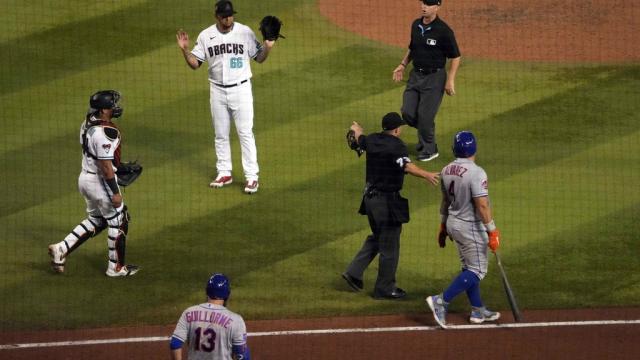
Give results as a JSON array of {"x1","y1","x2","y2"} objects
[
  {"x1": 382, "y1": 112, "x2": 406, "y2": 131},
  {"x1": 206, "y1": 273, "x2": 231, "y2": 300},
  {"x1": 215, "y1": 0, "x2": 236, "y2": 17},
  {"x1": 452, "y1": 130, "x2": 477, "y2": 158},
  {"x1": 422, "y1": 0, "x2": 442, "y2": 5}
]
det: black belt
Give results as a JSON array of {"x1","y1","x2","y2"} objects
[
  {"x1": 83, "y1": 169, "x2": 97, "y2": 175},
  {"x1": 365, "y1": 189, "x2": 400, "y2": 198},
  {"x1": 213, "y1": 79, "x2": 248, "y2": 88},
  {"x1": 416, "y1": 68, "x2": 442, "y2": 75}
]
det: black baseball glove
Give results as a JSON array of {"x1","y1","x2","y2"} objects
[
  {"x1": 116, "y1": 161, "x2": 143, "y2": 187},
  {"x1": 346, "y1": 129, "x2": 364, "y2": 157},
  {"x1": 259, "y1": 15, "x2": 285, "y2": 41}
]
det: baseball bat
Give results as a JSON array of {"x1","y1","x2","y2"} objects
[{"x1": 494, "y1": 251, "x2": 523, "y2": 322}]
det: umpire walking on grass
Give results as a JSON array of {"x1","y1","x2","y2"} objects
[
  {"x1": 342, "y1": 112, "x2": 440, "y2": 299},
  {"x1": 393, "y1": 0, "x2": 461, "y2": 162}
]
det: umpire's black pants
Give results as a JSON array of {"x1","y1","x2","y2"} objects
[
  {"x1": 345, "y1": 194, "x2": 402, "y2": 296},
  {"x1": 401, "y1": 68, "x2": 446, "y2": 157}
]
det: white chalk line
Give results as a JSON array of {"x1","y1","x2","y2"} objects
[{"x1": 2, "y1": 319, "x2": 639, "y2": 350}]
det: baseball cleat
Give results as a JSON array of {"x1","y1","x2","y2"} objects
[
  {"x1": 417, "y1": 153, "x2": 439, "y2": 162},
  {"x1": 341, "y1": 272, "x2": 363, "y2": 292},
  {"x1": 210, "y1": 175, "x2": 233, "y2": 188},
  {"x1": 105, "y1": 264, "x2": 140, "y2": 277},
  {"x1": 426, "y1": 295, "x2": 448, "y2": 329},
  {"x1": 469, "y1": 307, "x2": 501, "y2": 324},
  {"x1": 48, "y1": 244, "x2": 66, "y2": 273},
  {"x1": 373, "y1": 287, "x2": 407, "y2": 300},
  {"x1": 244, "y1": 180, "x2": 259, "y2": 194}
]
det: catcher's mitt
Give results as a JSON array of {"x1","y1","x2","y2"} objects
[
  {"x1": 116, "y1": 161, "x2": 143, "y2": 187},
  {"x1": 346, "y1": 129, "x2": 364, "y2": 157},
  {"x1": 259, "y1": 15, "x2": 285, "y2": 41}
]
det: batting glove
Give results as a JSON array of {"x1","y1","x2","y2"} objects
[{"x1": 488, "y1": 229, "x2": 501, "y2": 252}]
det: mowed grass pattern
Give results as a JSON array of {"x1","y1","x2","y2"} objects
[{"x1": 0, "y1": 1, "x2": 639, "y2": 330}]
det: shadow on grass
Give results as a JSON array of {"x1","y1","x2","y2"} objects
[
  {"x1": 0, "y1": 0, "x2": 327, "y2": 96},
  {"x1": 0, "y1": 44, "x2": 405, "y2": 216},
  {"x1": 2, "y1": 62, "x2": 640, "y2": 328},
  {"x1": 1, "y1": 1, "x2": 181, "y2": 95},
  {"x1": 480, "y1": 203, "x2": 640, "y2": 311}
]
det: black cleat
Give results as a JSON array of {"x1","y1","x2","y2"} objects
[
  {"x1": 342, "y1": 272, "x2": 363, "y2": 292},
  {"x1": 373, "y1": 287, "x2": 407, "y2": 300}
]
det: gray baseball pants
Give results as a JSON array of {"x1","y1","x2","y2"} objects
[
  {"x1": 345, "y1": 195, "x2": 402, "y2": 296},
  {"x1": 401, "y1": 69, "x2": 446, "y2": 156}
]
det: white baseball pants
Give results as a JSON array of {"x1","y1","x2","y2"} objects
[{"x1": 209, "y1": 80, "x2": 259, "y2": 181}]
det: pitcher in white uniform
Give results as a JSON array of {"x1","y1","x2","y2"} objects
[
  {"x1": 425, "y1": 131, "x2": 501, "y2": 328},
  {"x1": 170, "y1": 273, "x2": 250, "y2": 360},
  {"x1": 177, "y1": 0, "x2": 276, "y2": 194},
  {"x1": 48, "y1": 90, "x2": 139, "y2": 277}
]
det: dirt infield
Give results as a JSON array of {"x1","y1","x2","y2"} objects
[
  {"x1": 319, "y1": 0, "x2": 639, "y2": 63},
  {"x1": 2, "y1": 308, "x2": 640, "y2": 359}
]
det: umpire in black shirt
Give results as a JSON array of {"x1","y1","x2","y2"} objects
[
  {"x1": 393, "y1": 0, "x2": 461, "y2": 162},
  {"x1": 342, "y1": 112, "x2": 440, "y2": 299}
]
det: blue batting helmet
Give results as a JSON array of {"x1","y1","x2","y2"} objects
[
  {"x1": 452, "y1": 131, "x2": 477, "y2": 158},
  {"x1": 206, "y1": 273, "x2": 230, "y2": 300}
]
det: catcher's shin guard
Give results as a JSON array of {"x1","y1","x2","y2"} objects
[
  {"x1": 62, "y1": 216, "x2": 107, "y2": 255},
  {"x1": 107, "y1": 206, "x2": 130, "y2": 267}
]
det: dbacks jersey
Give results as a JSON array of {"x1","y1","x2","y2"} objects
[
  {"x1": 172, "y1": 303, "x2": 247, "y2": 360},
  {"x1": 191, "y1": 22, "x2": 261, "y2": 85},
  {"x1": 440, "y1": 158, "x2": 489, "y2": 222},
  {"x1": 80, "y1": 116, "x2": 120, "y2": 174}
]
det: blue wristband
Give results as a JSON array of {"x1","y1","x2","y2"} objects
[{"x1": 169, "y1": 336, "x2": 184, "y2": 350}]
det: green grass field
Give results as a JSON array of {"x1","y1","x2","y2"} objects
[{"x1": 1, "y1": 0, "x2": 639, "y2": 331}]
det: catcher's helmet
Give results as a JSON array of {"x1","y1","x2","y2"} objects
[
  {"x1": 452, "y1": 131, "x2": 476, "y2": 158},
  {"x1": 89, "y1": 90, "x2": 123, "y2": 118},
  {"x1": 206, "y1": 273, "x2": 231, "y2": 300}
]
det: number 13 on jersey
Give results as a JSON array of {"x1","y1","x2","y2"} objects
[{"x1": 230, "y1": 57, "x2": 243, "y2": 69}]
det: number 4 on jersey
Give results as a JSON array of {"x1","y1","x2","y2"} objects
[
  {"x1": 230, "y1": 57, "x2": 243, "y2": 69},
  {"x1": 448, "y1": 181, "x2": 456, "y2": 203}
]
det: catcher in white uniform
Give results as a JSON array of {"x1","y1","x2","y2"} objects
[
  {"x1": 177, "y1": 0, "x2": 279, "y2": 194},
  {"x1": 48, "y1": 90, "x2": 139, "y2": 277}
]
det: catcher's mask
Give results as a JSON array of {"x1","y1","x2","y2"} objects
[
  {"x1": 89, "y1": 90, "x2": 123, "y2": 118},
  {"x1": 452, "y1": 130, "x2": 477, "y2": 158},
  {"x1": 206, "y1": 273, "x2": 231, "y2": 300}
]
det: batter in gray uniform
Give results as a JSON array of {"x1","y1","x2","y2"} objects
[
  {"x1": 425, "y1": 131, "x2": 501, "y2": 329},
  {"x1": 170, "y1": 273, "x2": 250, "y2": 360}
]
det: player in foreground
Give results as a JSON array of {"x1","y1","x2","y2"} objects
[
  {"x1": 425, "y1": 131, "x2": 501, "y2": 328},
  {"x1": 170, "y1": 273, "x2": 250, "y2": 360},
  {"x1": 48, "y1": 90, "x2": 139, "y2": 277},
  {"x1": 176, "y1": 0, "x2": 282, "y2": 194}
]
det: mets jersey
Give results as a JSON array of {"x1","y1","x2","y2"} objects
[
  {"x1": 80, "y1": 117, "x2": 120, "y2": 174},
  {"x1": 191, "y1": 22, "x2": 261, "y2": 85},
  {"x1": 172, "y1": 303, "x2": 247, "y2": 360},
  {"x1": 440, "y1": 158, "x2": 489, "y2": 222}
]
